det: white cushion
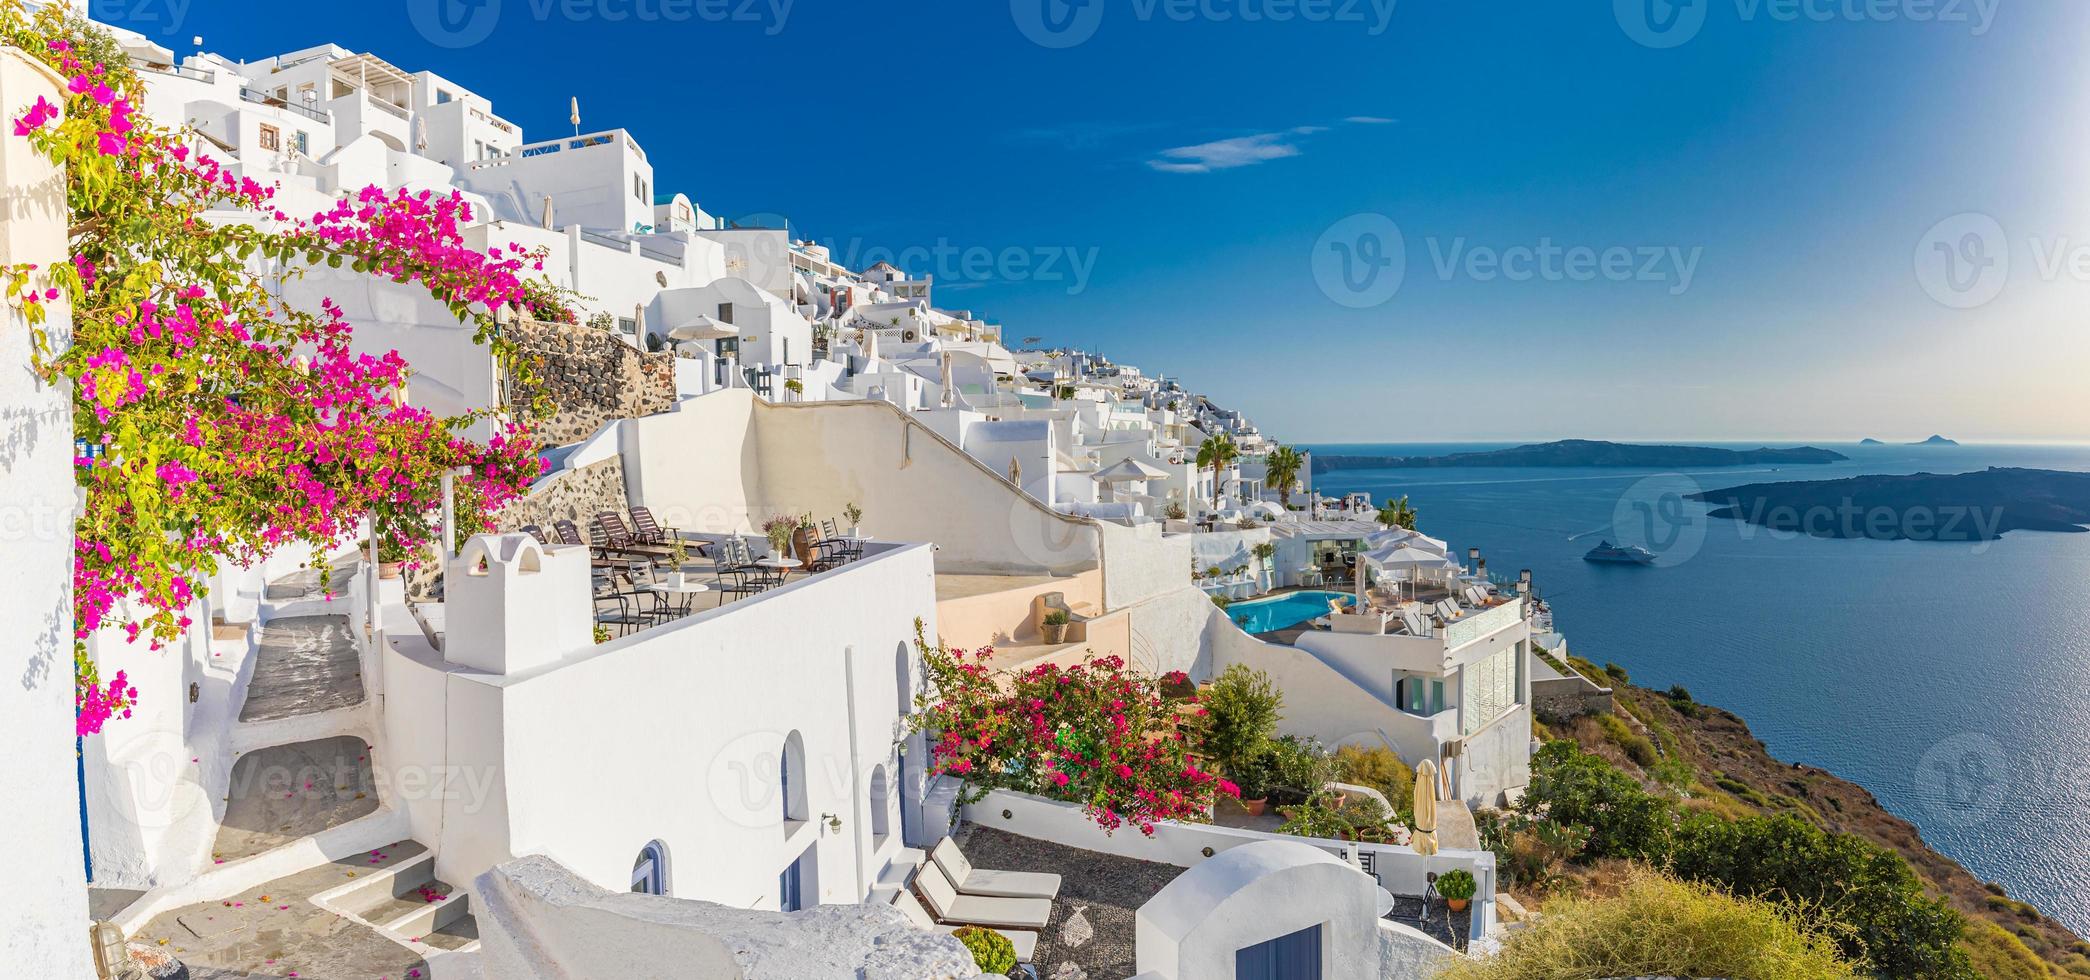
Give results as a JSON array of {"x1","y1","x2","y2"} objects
[
  {"x1": 932, "y1": 837, "x2": 1062, "y2": 899},
  {"x1": 915, "y1": 861, "x2": 1052, "y2": 930}
]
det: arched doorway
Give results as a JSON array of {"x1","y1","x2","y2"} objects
[{"x1": 631, "y1": 839, "x2": 670, "y2": 896}]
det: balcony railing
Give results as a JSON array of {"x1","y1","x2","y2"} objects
[
  {"x1": 132, "y1": 60, "x2": 216, "y2": 84},
  {"x1": 240, "y1": 88, "x2": 330, "y2": 124}
]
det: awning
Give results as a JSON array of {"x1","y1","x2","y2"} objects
[{"x1": 666, "y1": 315, "x2": 738, "y2": 341}]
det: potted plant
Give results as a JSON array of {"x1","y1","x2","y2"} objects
[
  {"x1": 373, "y1": 535, "x2": 410, "y2": 579},
  {"x1": 760, "y1": 515, "x2": 796, "y2": 559},
  {"x1": 1040, "y1": 609, "x2": 1071, "y2": 644},
  {"x1": 952, "y1": 926, "x2": 1017, "y2": 976},
  {"x1": 789, "y1": 513, "x2": 820, "y2": 565},
  {"x1": 1275, "y1": 790, "x2": 1345, "y2": 838},
  {"x1": 663, "y1": 536, "x2": 690, "y2": 588},
  {"x1": 1231, "y1": 751, "x2": 1276, "y2": 816},
  {"x1": 842, "y1": 502, "x2": 864, "y2": 535},
  {"x1": 1436, "y1": 868, "x2": 1477, "y2": 912}
]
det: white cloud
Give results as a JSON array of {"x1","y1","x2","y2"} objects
[
  {"x1": 1145, "y1": 117, "x2": 1392, "y2": 174},
  {"x1": 1145, "y1": 133, "x2": 1303, "y2": 174}
]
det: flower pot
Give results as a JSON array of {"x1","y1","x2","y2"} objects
[
  {"x1": 1241, "y1": 797, "x2": 1268, "y2": 817},
  {"x1": 1041, "y1": 622, "x2": 1069, "y2": 644},
  {"x1": 663, "y1": 571, "x2": 685, "y2": 589},
  {"x1": 378, "y1": 561, "x2": 402, "y2": 580},
  {"x1": 1446, "y1": 897, "x2": 1470, "y2": 912},
  {"x1": 791, "y1": 527, "x2": 819, "y2": 565}
]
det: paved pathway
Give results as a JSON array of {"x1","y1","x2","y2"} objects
[
  {"x1": 213, "y1": 736, "x2": 379, "y2": 864},
  {"x1": 240, "y1": 615, "x2": 363, "y2": 723},
  {"x1": 139, "y1": 842, "x2": 432, "y2": 980}
]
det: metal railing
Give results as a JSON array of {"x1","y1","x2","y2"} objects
[
  {"x1": 132, "y1": 60, "x2": 216, "y2": 84},
  {"x1": 240, "y1": 88, "x2": 330, "y2": 124}
]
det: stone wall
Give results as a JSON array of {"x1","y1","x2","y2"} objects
[
  {"x1": 509, "y1": 318, "x2": 677, "y2": 447},
  {"x1": 1534, "y1": 673, "x2": 1614, "y2": 722},
  {"x1": 496, "y1": 457, "x2": 630, "y2": 543}
]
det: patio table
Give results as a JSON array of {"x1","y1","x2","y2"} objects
[{"x1": 640, "y1": 580, "x2": 711, "y2": 617}]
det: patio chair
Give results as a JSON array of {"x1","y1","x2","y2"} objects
[
  {"x1": 555, "y1": 520, "x2": 624, "y2": 570},
  {"x1": 816, "y1": 518, "x2": 863, "y2": 561},
  {"x1": 710, "y1": 550, "x2": 763, "y2": 603},
  {"x1": 891, "y1": 888, "x2": 1037, "y2": 963},
  {"x1": 626, "y1": 505, "x2": 668, "y2": 544},
  {"x1": 520, "y1": 524, "x2": 549, "y2": 545},
  {"x1": 913, "y1": 860, "x2": 1051, "y2": 930},
  {"x1": 624, "y1": 560, "x2": 673, "y2": 623},
  {"x1": 592, "y1": 512, "x2": 675, "y2": 559},
  {"x1": 591, "y1": 570, "x2": 648, "y2": 637},
  {"x1": 931, "y1": 837, "x2": 1062, "y2": 899}
]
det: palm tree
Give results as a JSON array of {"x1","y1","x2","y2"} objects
[
  {"x1": 1377, "y1": 495, "x2": 1418, "y2": 530},
  {"x1": 1196, "y1": 432, "x2": 1239, "y2": 513},
  {"x1": 1264, "y1": 445, "x2": 1304, "y2": 508}
]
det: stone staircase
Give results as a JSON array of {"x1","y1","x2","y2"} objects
[{"x1": 124, "y1": 561, "x2": 480, "y2": 975}]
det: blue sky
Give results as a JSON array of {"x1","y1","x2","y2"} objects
[{"x1": 103, "y1": 0, "x2": 2090, "y2": 443}]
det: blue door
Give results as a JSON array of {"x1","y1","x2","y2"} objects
[
  {"x1": 779, "y1": 852, "x2": 805, "y2": 911},
  {"x1": 1236, "y1": 924, "x2": 1322, "y2": 980}
]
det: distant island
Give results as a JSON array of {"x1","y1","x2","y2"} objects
[
  {"x1": 1858, "y1": 435, "x2": 1958, "y2": 446},
  {"x1": 1691, "y1": 467, "x2": 2090, "y2": 541},
  {"x1": 1310, "y1": 439, "x2": 1848, "y2": 474}
]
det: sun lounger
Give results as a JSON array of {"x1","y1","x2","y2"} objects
[
  {"x1": 932, "y1": 837, "x2": 1062, "y2": 900},
  {"x1": 891, "y1": 888, "x2": 1037, "y2": 962},
  {"x1": 914, "y1": 859, "x2": 1051, "y2": 930}
]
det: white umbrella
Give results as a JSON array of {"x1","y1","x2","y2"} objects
[
  {"x1": 667, "y1": 314, "x2": 737, "y2": 342},
  {"x1": 1092, "y1": 457, "x2": 1170, "y2": 483},
  {"x1": 1413, "y1": 760, "x2": 1440, "y2": 857}
]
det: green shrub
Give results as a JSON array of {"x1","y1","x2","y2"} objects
[
  {"x1": 1603, "y1": 661, "x2": 1631, "y2": 685},
  {"x1": 1595, "y1": 713, "x2": 1659, "y2": 767},
  {"x1": 1525, "y1": 741, "x2": 1673, "y2": 861},
  {"x1": 1333, "y1": 744, "x2": 1414, "y2": 816},
  {"x1": 1436, "y1": 868, "x2": 1477, "y2": 901},
  {"x1": 1959, "y1": 920, "x2": 2050, "y2": 980},
  {"x1": 1433, "y1": 870, "x2": 1861, "y2": 980},
  {"x1": 953, "y1": 926, "x2": 1017, "y2": 974},
  {"x1": 1670, "y1": 811, "x2": 1976, "y2": 979},
  {"x1": 1261, "y1": 734, "x2": 1337, "y2": 805},
  {"x1": 1201, "y1": 665, "x2": 1282, "y2": 777},
  {"x1": 1041, "y1": 609, "x2": 1070, "y2": 627}
]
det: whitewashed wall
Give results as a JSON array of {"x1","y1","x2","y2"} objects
[
  {"x1": 0, "y1": 46, "x2": 94, "y2": 978},
  {"x1": 380, "y1": 539, "x2": 937, "y2": 911}
]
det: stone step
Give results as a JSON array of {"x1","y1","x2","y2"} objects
[
  {"x1": 212, "y1": 736, "x2": 379, "y2": 864},
  {"x1": 138, "y1": 840, "x2": 431, "y2": 979},
  {"x1": 383, "y1": 889, "x2": 469, "y2": 941},
  {"x1": 239, "y1": 614, "x2": 364, "y2": 723}
]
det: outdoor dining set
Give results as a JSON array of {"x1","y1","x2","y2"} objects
[{"x1": 518, "y1": 506, "x2": 869, "y2": 637}]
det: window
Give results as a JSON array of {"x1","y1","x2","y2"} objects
[
  {"x1": 716, "y1": 302, "x2": 734, "y2": 324},
  {"x1": 616, "y1": 316, "x2": 636, "y2": 337},
  {"x1": 780, "y1": 731, "x2": 807, "y2": 825},
  {"x1": 292, "y1": 130, "x2": 309, "y2": 155},
  {"x1": 1236, "y1": 925, "x2": 1322, "y2": 980},
  {"x1": 869, "y1": 766, "x2": 892, "y2": 844},
  {"x1": 1462, "y1": 644, "x2": 1522, "y2": 735},
  {"x1": 630, "y1": 840, "x2": 668, "y2": 896},
  {"x1": 435, "y1": 89, "x2": 453, "y2": 104},
  {"x1": 257, "y1": 124, "x2": 279, "y2": 151}
]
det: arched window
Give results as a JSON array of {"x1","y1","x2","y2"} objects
[
  {"x1": 631, "y1": 840, "x2": 669, "y2": 896},
  {"x1": 869, "y1": 765, "x2": 892, "y2": 844},
  {"x1": 780, "y1": 731, "x2": 808, "y2": 826},
  {"x1": 894, "y1": 641, "x2": 914, "y2": 715}
]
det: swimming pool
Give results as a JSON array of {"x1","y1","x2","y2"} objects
[{"x1": 1225, "y1": 590, "x2": 1354, "y2": 634}]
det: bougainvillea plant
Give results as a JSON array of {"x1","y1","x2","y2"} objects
[
  {"x1": 906, "y1": 620, "x2": 1236, "y2": 836},
  {"x1": 0, "y1": 4, "x2": 550, "y2": 735}
]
